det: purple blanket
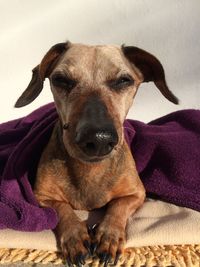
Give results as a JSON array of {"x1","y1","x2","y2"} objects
[{"x1": 0, "y1": 103, "x2": 200, "y2": 231}]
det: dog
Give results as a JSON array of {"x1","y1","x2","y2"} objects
[{"x1": 15, "y1": 41, "x2": 178, "y2": 266}]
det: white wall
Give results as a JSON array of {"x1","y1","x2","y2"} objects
[{"x1": 0, "y1": 0, "x2": 199, "y2": 123}]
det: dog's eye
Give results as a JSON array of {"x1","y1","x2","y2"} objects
[
  {"x1": 109, "y1": 75, "x2": 134, "y2": 90},
  {"x1": 51, "y1": 74, "x2": 76, "y2": 91}
]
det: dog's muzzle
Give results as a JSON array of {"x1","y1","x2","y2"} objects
[
  {"x1": 75, "y1": 125, "x2": 118, "y2": 157},
  {"x1": 74, "y1": 95, "x2": 119, "y2": 158}
]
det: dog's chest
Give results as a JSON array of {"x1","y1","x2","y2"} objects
[{"x1": 65, "y1": 179, "x2": 112, "y2": 211}]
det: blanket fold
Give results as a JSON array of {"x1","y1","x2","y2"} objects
[
  {"x1": 1, "y1": 198, "x2": 200, "y2": 251},
  {"x1": 0, "y1": 103, "x2": 200, "y2": 231},
  {"x1": 0, "y1": 104, "x2": 58, "y2": 231},
  {"x1": 126, "y1": 110, "x2": 200, "y2": 210}
]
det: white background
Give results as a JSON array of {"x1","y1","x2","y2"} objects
[{"x1": 0, "y1": 0, "x2": 199, "y2": 123}]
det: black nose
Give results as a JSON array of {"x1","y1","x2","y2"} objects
[{"x1": 75, "y1": 127, "x2": 118, "y2": 157}]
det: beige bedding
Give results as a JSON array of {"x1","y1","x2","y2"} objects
[{"x1": 0, "y1": 198, "x2": 199, "y2": 251}]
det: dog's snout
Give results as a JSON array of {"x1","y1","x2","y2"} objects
[
  {"x1": 73, "y1": 95, "x2": 119, "y2": 159},
  {"x1": 75, "y1": 126, "x2": 118, "y2": 157}
]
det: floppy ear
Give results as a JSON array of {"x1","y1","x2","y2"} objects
[
  {"x1": 15, "y1": 42, "x2": 70, "y2": 108},
  {"x1": 122, "y1": 45, "x2": 179, "y2": 104}
]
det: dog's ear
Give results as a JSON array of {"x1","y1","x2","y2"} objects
[
  {"x1": 122, "y1": 45, "x2": 179, "y2": 104},
  {"x1": 15, "y1": 42, "x2": 70, "y2": 107}
]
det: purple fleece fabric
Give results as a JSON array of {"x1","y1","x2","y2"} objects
[{"x1": 0, "y1": 103, "x2": 200, "y2": 231}]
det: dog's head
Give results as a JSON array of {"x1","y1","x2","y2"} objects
[{"x1": 15, "y1": 42, "x2": 178, "y2": 162}]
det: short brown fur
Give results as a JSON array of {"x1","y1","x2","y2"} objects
[{"x1": 15, "y1": 42, "x2": 178, "y2": 266}]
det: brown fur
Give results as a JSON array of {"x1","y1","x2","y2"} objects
[{"x1": 15, "y1": 42, "x2": 178, "y2": 265}]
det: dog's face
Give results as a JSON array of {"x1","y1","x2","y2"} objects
[
  {"x1": 50, "y1": 44, "x2": 143, "y2": 162},
  {"x1": 15, "y1": 42, "x2": 178, "y2": 162}
]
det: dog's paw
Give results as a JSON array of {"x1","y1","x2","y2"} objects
[
  {"x1": 59, "y1": 221, "x2": 91, "y2": 266},
  {"x1": 91, "y1": 221, "x2": 125, "y2": 266}
]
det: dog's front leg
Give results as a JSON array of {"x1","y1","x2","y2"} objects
[
  {"x1": 47, "y1": 201, "x2": 91, "y2": 266},
  {"x1": 92, "y1": 193, "x2": 145, "y2": 265}
]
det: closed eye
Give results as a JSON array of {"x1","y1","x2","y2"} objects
[
  {"x1": 108, "y1": 75, "x2": 134, "y2": 90},
  {"x1": 51, "y1": 73, "x2": 77, "y2": 91}
]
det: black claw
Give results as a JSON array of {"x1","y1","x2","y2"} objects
[
  {"x1": 66, "y1": 257, "x2": 73, "y2": 267},
  {"x1": 74, "y1": 255, "x2": 81, "y2": 267},
  {"x1": 80, "y1": 254, "x2": 86, "y2": 265},
  {"x1": 99, "y1": 252, "x2": 108, "y2": 263},
  {"x1": 74, "y1": 259, "x2": 82, "y2": 267},
  {"x1": 87, "y1": 226, "x2": 93, "y2": 236},
  {"x1": 83, "y1": 240, "x2": 92, "y2": 256},
  {"x1": 90, "y1": 242, "x2": 98, "y2": 255},
  {"x1": 87, "y1": 223, "x2": 99, "y2": 236},
  {"x1": 76, "y1": 262, "x2": 82, "y2": 267},
  {"x1": 75, "y1": 253, "x2": 86, "y2": 267},
  {"x1": 114, "y1": 252, "x2": 121, "y2": 265},
  {"x1": 104, "y1": 255, "x2": 112, "y2": 267}
]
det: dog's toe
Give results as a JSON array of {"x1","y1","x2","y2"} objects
[
  {"x1": 83, "y1": 240, "x2": 92, "y2": 256},
  {"x1": 92, "y1": 222, "x2": 125, "y2": 265},
  {"x1": 114, "y1": 252, "x2": 121, "y2": 265},
  {"x1": 90, "y1": 242, "x2": 98, "y2": 255},
  {"x1": 60, "y1": 222, "x2": 91, "y2": 266},
  {"x1": 98, "y1": 252, "x2": 112, "y2": 267},
  {"x1": 74, "y1": 252, "x2": 88, "y2": 266}
]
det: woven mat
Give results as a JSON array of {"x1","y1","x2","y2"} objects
[{"x1": 0, "y1": 245, "x2": 200, "y2": 267}]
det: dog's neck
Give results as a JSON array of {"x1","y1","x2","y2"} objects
[
  {"x1": 35, "y1": 120, "x2": 140, "y2": 211},
  {"x1": 55, "y1": 121, "x2": 126, "y2": 187}
]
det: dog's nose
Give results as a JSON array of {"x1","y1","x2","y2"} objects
[{"x1": 75, "y1": 127, "x2": 118, "y2": 157}]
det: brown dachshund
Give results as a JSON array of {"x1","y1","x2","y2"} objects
[{"x1": 15, "y1": 42, "x2": 178, "y2": 266}]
